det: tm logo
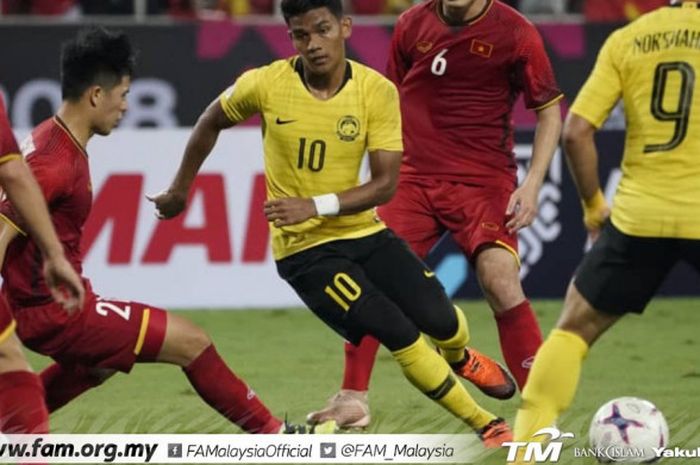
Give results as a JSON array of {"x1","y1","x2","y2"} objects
[{"x1": 504, "y1": 427, "x2": 575, "y2": 463}]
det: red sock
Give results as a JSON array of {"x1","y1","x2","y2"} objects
[
  {"x1": 495, "y1": 300, "x2": 543, "y2": 391},
  {"x1": 184, "y1": 345, "x2": 281, "y2": 434},
  {"x1": 341, "y1": 336, "x2": 380, "y2": 391},
  {"x1": 41, "y1": 364, "x2": 103, "y2": 413},
  {"x1": 0, "y1": 371, "x2": 49, "y2": 433}
]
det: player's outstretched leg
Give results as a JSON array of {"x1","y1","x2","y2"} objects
[
  {"x1": 155, "y1": 313, "x2": 284, "y2": 434},
  {"x1": 352, "y1": 292, "x2": 512, "y2": 447},
  {"x1": 306, "y1": 336, "x2": 379, "y2": 428},
  {"x1": 493, "y1": 300, "x2": 542, "y2": 391},
  {"x1": 391, "y1": 336, "x2": 512, "y2": 447},
  {"x1": 0, "y1": 334, "x2": 48, "y2": 434},
  {"x1": 513, "y1": 284, "x2": 617, "y2": 445},
  {"x1": 358, "y1": 234, "x2": 516, "y2": 402},
  {"x1": 513, "y1": 329, "x2": 586, "y2": 446},
  {"x1": 430, "y1": 305, "x2": 516, "y2": 400},
  {"x1": 13, "y1": 291, "x2": 294, "y2": 434},
  {"x1": 476, "y1": 247, "x2": 543, "y2": 391}
]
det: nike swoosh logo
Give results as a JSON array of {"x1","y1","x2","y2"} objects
[
  {"x1": 276, "y1": 117, "x2": 297, "y2": 125},
  {"x1": 424, "y1": 270, "x2": 435, "y2": 278}
]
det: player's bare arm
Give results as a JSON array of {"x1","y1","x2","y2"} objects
[
  {"x1": 0, "y1": 158, "x2": 84, "y2": 311},
  {"x1": 506, "y1": 102, "x2": 562, "y2": 233},
  {"x1": 148, "y1": 99, "x2": 234, "y2": 219},
  {"x1": 264, "y1": 149, "x2": 401, "y2": 227},
  {"x1": 0, "y1": 222, "x2": 17, "y2": 274},
  {"x1": 562, "y1": 112, "x2": 610, "y2": 237}
]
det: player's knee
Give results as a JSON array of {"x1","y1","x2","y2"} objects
[
  {"x1": 350, "y1": 294, "x2": 419, "y2": 352},
  {"x1": 556, "y1": 283, "x2": 614, "y2": 347},
  {"x1": 0, "y1": 336, "x2": 30, "y2": 372},
  {"x1": 479, "y1": 269, "x2": 514, "y2": 295},
  {"x1": 180, "y1": 326, "x2": 212, "y2": 362},
  {"x1": 399, "y1": 280, "x2": 457, "y2": 339},
  {"x1": 161, "y1": 315, "x2": 213, "y2": 366},
  {"x1": 478, "y1": 269, "x2": 524, "y2": 312},
  {"x1": 420, "y1": 304, "x2": 458, "y2": 341},
  {"x1": 0, "y1": 340, "x2": 24, "y2": 361}
]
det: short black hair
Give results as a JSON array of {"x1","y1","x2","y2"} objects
[
  {"x1": 280, "y1": 0, "x2": 343, "y2": 23},
  {"x1": 61, "y1": 26, "x2": 135, "y2": 101}
]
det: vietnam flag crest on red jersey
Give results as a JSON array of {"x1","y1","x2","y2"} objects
[{"x1": 470, "y1": 39, "x2": 493, "y2": 58}]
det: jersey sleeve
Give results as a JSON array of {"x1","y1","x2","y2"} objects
[
  {"x1": 367, "y1": 77, "x2": 403, "y2": 153},
  {"x1": 0, "y1": 199, "x2": 26, "y2": 236},
  {"x1": 0, "y1": 148, "x2": 69, "y2": 233},
  {"x1": 386, "y1": 13, "x2": 411, "y2": 86},
  {"x1": 219, "y1": 67, "x2": 264, "y2": 123},
  {"x1": 0, "y1": 98, "x2": 22, "y2": 165},
  {"x1": 570, "y1": 31, "x2": 623, "y2": 128},
  {"x1": 515, "y1": 22, "x2": 563, "y2": 110}
]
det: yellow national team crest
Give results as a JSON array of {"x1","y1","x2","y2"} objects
[{"x1": 337, "y1": 115, "x2": 360, "y2": 142}]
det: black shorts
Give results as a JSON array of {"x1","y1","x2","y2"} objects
[
  {"x1": 574, "y1": 221, "x2": 700, "y2": 315},
  {"x1": 276, "y1": 229, "x2": 453, "y2": 345}
]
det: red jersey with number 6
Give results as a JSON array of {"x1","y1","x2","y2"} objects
[
  {"x1": 0, "y1": 117, "x2": 92, "y2": 309},
  {"x1": 388, "y1": 0, "x2": 562, "y2": 186}
]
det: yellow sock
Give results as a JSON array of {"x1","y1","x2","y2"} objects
[
  {"x1": 392, "y1": 336, "x2": 495, "y2": 430},
  {"x1": 514, "y1": 329, "x2": 589, "y2": 442},
  {"x1": 431, "y1": 305, "x2": 470, "y2": 365}
]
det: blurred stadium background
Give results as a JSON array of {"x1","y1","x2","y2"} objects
[{"x1": 2, "y1": 1, "x2": 700, "y2": 464}]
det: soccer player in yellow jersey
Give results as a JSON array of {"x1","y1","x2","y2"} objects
[
  {"x1": 513, "y1": 0, "x2": 700, "y2": 450},
  {"x1": 151, "y1": 0, "x2": 518, "y2": 446}
]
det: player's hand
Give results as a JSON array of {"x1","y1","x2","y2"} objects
[
  {"x1": 584, "y1": 206, "x2": 610, "y2": 243},
  {"x1": 264, "y1": 197, "x2": 316, "y2": 227},
  {"x1": 43, "y1": 254, "x2": 84, "y2": 314},
  {"x1": 582, "y1": 190, "x2": 610, "y2": 243},
  {"x1": 505, "y1": 182, "x2": 539, "y2": 233},
  {"x1": 147, "y1": 189, "x2": 187, "y2": 219}
]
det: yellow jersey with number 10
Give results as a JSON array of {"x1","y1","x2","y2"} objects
[
  {"x1": 571, "y1": 2, "x2": 700, "y2": 239},
  {"x1": 220, "y1": 57, "x2": 403, "y2": 259}
]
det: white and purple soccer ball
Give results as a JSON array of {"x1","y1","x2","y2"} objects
[{"x1": 589, "y1": 397, "x2": 669, "y2": 463}]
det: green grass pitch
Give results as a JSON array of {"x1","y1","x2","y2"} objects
[{"x1": 30, "y1": 298, "x2": 700, "y2": 464}]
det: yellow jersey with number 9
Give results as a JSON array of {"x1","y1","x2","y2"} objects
[
  {"x1": 220, "y1": 57, "x2": 402, "y2": 259},
  {"x1": 571, "y1": 2, "x2": 700, "y2": 238}
]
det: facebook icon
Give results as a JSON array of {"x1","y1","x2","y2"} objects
[{"x1": 168, "y1": 443, "x2": 183, "y2": 458}]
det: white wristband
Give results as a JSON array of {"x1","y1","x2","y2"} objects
[{"x1": 312, "y1": 193, "x2": 340, "y2": 216}]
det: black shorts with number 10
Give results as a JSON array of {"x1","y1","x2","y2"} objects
[{"x1": 276, "y1": 229, "x2": 454, "y2": 346}]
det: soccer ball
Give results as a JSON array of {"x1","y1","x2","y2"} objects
[{"x1": 589, "y1": 397, "x2": 669, "y2": 463}]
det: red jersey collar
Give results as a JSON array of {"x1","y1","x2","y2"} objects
[
  {"x1": 436, "y1": 0, "x2": 494, "y2": 27},
  {"x1": 53, "y1": 116, "x2": 88, "y2": 159}
]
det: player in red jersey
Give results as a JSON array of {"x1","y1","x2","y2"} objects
[
  {"x1": 0, "y1": 27, "x2": 310, "y2": 435},
  {"x1": 0, "y1": 97, "x2": 84, "y2": 436},
  {"x1": 308, "y1": 0, "x2": 563, "y2": 428}
]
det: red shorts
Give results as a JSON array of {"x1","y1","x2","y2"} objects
[
  {"x1": 378, "y1": 178, "x2": 519, "y2": 263},
  {"x1": 13, "y1": 283, "x2": 167, "y2": 373},
  {"x1": 0, "y1": 295, "x2": 15, "y2": 345}
]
